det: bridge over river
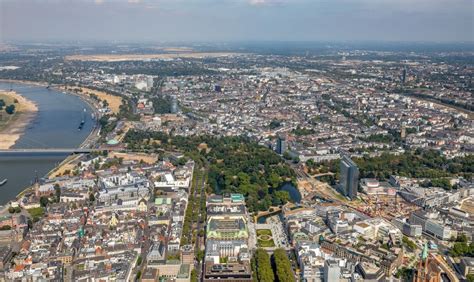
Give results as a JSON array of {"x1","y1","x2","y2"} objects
[{"x1": 0, "y1": 148, "x2": 112, "y2": 156}]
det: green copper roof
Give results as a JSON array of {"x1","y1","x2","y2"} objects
[
  {"x1": 421, "y1": 242, "x2": 428, "y2": 261},
  {"x1": 107, "y1": 139, "x2": 119, "y2": 145},
  {"x1": 77, "y1": 227, "x2": 85, "y2": 238},
  {"x1": 155, "y1": 197, "x2": 171, "y2": 205},
  {"x1": 231, "y1": 193, "x2": 244, "y2": 202}
]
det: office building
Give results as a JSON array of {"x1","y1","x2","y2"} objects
[
  {"x1": 204, "y1": 261, "x2": 252, "y2": 282},
  {"x1": 400, "y1": 124, "x2": 407, "y2": 139},
  {"x1": 401, "y1": 68, "x2": 406, "y2": 85},
  {"x1": 204, "y1": 194, "x2": 252, "y2": 282},
  {"x1": 171, "y1": 96, "x2": 178, "y2": 114},
  {"x1": 324, "y1": 259, "x2": 340, "y2": 282},
  {"x1": 460, "y1": 257, "x2": 474, "y2": 277},
  {"x1": 339, "y1": 155, "x2": 359, "y2": 200},
  {"x1": 409, "y1": 211, "x2": 452, "y2": 240},
  {"x1": 276, "y1": 136, "x2": 287, "y2": 155}
]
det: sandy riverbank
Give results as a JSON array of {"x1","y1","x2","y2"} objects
[
  {"x1": 0, "y1": 91, "x2": 38, "y2": 149},
  {"x1": 60, "y1": 86, "x2": 123, "y2": 114},
  {"x1": 48, "y1": 154, "x2": 81, "y2": 179}
]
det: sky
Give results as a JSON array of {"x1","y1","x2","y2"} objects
[{"x1": 0, "y1": 0, "x2": 473, "y2": 43}]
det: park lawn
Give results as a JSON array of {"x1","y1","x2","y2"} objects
[
  {"x1": 256, "y1": 229, "x2": 272, "y2": 236},
  {"x1": 257, "y1": 229, "x2": 276, "y2": 248},
  {"x1": 258, "y1": 238, "x2": 276, "y2": 248},
  {"x1": 27, "y1": 207, "x2": 45, "y2": 218}
]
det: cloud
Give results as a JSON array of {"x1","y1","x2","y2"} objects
[
  {"x1": 248, "y1": 0, "x2": 284, "y2": 6},
  {"x1": 249, "y1": 0, "x2": 265, "y2": 5}
]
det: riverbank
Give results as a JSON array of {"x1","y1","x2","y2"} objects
[
  {"x1": 51, "y1": 85, "x2": 102, "y2": 149},
  {"x1": 58, "y1": 85, "x2": 123, "y2": 114},
  {"x1": 0, "y1": 79, "x2": 48, "y2": 87},
  {"x1": 1, "y1": 79, "x2": 101, "y2": 150},
  {"x1": 47, "y1": 154, "x2": 81, "y2": 179},
  {"x1": 0, "y1": 91, "x2": 38, "y2": 149},
  {"x1": 0, "y1": 80, "x2": 100, "y2": 206}
]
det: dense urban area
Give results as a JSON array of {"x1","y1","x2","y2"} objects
[{"x1": 0, "y1": 42, "x2": 472, "y2": 282}]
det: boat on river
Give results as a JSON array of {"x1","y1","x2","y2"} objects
[
  {"x1": 78, "y1": 108, "x2": 86, "y2": 130},
  {"x1": 0, "y1": 179, "x2": 7, "y2": 186}
]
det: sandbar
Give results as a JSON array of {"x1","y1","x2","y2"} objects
[{"x1": 0, "y1": 91, "x2": 38, "y2": 149}]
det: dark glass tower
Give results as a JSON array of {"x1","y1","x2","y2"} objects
[{"x1": 339, "y1": 155, "x2": 359, "y2": 200}]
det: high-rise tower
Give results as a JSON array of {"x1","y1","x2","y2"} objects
[{"x1": 339, "y1": 155, "x2": 359, "y2": 200}]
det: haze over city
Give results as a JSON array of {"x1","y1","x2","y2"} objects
[{"x1": 1, "y1": 0, "x2": 473, "y2": 42}]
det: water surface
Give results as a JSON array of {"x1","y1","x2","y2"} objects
[{"x1": 0, "y1": 82, "x2": 94, "y2": 205}]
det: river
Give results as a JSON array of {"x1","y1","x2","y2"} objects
[{"x1": 0, "y1": 82, "x2": 94, "y2": 205}]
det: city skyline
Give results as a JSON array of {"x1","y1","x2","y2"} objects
[{"x1": 0, "y1": 1, "x2": 472, "y2": 281}]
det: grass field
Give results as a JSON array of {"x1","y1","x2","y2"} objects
[
  {"x1": 27, "y1": 207, "x2": 45, "y2": 218},
  {"x1": 257, "y1": 229, "x2": 276, "y2": 248}
]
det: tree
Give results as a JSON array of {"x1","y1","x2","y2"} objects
[
  {"x1": 195, "y1": 249, "x2": 205, "y2": 263},
  {"x1": 151, "y1": 96, "x2": 172, "y2": 114},
  {"x1": 190, "y1": 269, "x2": 198, "y2": 282},
  {"x1": 449, "y1": 241, "x2": 474, "y2": 257},
  {"x1": 455, "y1": 233, "x2": 468, "y2": 243},
  {"x1": 136, "y1": 255, "x2": 142, "y2": 266},
  {"x1": 274, "y1": 191, "x2": 290, "y2": 206},
  {"x1": 8, "y1": 207, "x2": 15, "y2": 214},
  {"x1": 395, "y1": 267, "x2": 414, "y2": 281},
  {"x1": 255, "y1": 249, "x2": 274, "y2": 282},
  {"x1": 0, "y1": 225, "x2": 11, "y2": 230},
  {"x1": 178, "y1": 157, "x2": 187, "y2": 166},
  {"x1": 282, "y1": 151, "x2": 292, "y2": 160},
  {"x1": 269, "y1": 173, "x2": 281, "y2": 189},
  {"x1": 273, "y1": 248, "x2": 295, "y2": 282},
  {"x1": 402, "y1": 236, "x2": 417, "y2": 251},
  {"x1": 89, "y1": 193, "x2": 95, "y2": 202},
  {"x1": 269, "y1": 120, "x2": 281, "y2": 129},
  {"x1": 39, "y1": 196, "x2": 49, "y2": 207},
  {"x1": 123, "y1": 131, "x2": 297, "y2": 213}
]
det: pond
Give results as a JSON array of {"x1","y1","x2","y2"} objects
[
  {"x1": 257, "y1": 210, "x2": 282, "y2": 224},
  {"x1": 279, "y1": 182, "x2": 301, "y2": 203},
  {"x1": 257, "y1": 182, "x2": 301, "y2": 224}
]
